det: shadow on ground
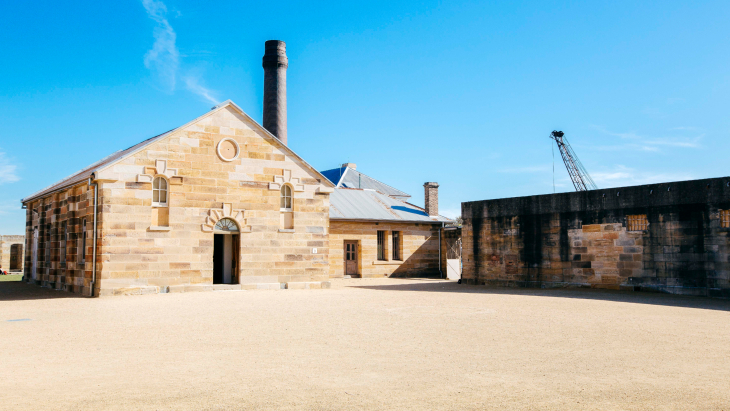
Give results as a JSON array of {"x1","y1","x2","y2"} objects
[
  {"x1": 0, "y1": 281, "x2": 82, "y2": 302},
  {"x1": 349, "y1": 279, "x2": 730, "y2": 312}
]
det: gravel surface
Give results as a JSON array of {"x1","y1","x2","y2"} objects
[{"x1": 2, "y1": 278, "x2": 729, "y2": 410}]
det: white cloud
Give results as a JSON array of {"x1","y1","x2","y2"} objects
[
  {"x1": 183, "y1": 76, "x2": 218, "y2": 106},
  {"x1": 588, "y1": 125, "x2": 703, "y2": 152},
  {"x1": 0, "y1": 150, "x2": 19, "y2": 184},
  {"x1": 590, "y1": 165, "x2": 695, "y2": 188},
  {"x1": 142, "y1": 0, "x2": 219, "y2": 104},
  {"x1": 142, "y1": 0, "x2": 178, "y2": 91}
]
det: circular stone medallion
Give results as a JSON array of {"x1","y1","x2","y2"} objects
[{"x1": 216, "y1": 138, "x2": 240, "y2": 162}]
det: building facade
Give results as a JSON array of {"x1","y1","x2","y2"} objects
[
  {"x1": 462, "y1": 177, "x2": 730, "y2": 297},
  {"x1": 0, "y1": 235, "x2": 24, "y2": 273},
  {"x1": 21, "y1": 102, "x2": 335, "y2": 296},
  {"x1": 321, "y1": 166, "x2": 449, "y2": 278},
  {"x1": 19, "y1": 40, "x2": 451, "y2": 296}
]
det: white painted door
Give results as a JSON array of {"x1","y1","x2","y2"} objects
[
  {"x1": 447, "y1": 259, "x2": 461, "y2": 280},
  {"x1": 31, "y1": 228, "x2": 38, "y2": 281}
]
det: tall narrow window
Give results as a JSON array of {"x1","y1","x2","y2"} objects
[
  {"x1": 45, "y1": 223, "x2": 51, "y2": 268},
  {"x1": 627, "y1": 215, "x2": 648, "y2": 231},
  {"x1": 721, "y1": 210, "x2": 730, "y2": 228},
  {"x1": 392, "y1": 231, "x2": 401, "y2": 261},
  {"x1": 80, "y1": 218, "x2": 87, "y2": 265},
  {"x1": 152, "y1": 177, "x2": 168, "y2": 206},
  {"x1": 280, "y1": 185, "x2": 292, "y2": 210},
  {"x1": 377, "y1": 230, "x2": 386, "y2": 261},
  {"x1": 60, "y1": 221, "x2": 67, "y2": 266}
]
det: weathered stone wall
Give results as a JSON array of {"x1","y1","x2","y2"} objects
[
  {"x1": 23, "y1": 184, "x2": 96, "y2": 294},
  {"x1": 462, "y1": 177, "x2": 730, "y2": 297},
  {"x1": 0, "y1": 235, "x2": 25, "y2": 272},
  {"x1": 94, "y1": 106, "x2": 331, "y2": 292},
  {"x1": 328, "y1": 221, "x2": 441, "y2": 278}
]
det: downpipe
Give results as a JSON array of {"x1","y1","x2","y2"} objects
[
  {"x1": 87, "y1": 176, "x2": 98, "y2": 297},
  {"x1": 439, "y1": 222, "x2": 444, "y2": 279}
]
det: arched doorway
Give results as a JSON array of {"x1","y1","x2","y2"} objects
[
  {"x1": 213, "y1": 218, "x2": 240, "y2": 284},
  {"x1": 9, "y1": 244, "x2": 22, "y2": 271}
]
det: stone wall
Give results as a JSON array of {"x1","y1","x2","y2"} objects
[
  {"x1": 23, "y1": 184, "x2": 96, "y2": 294},
  {"x1": 93, "y1": 105, "x2": 332, "y2": 293},
  {"x1": 462, "y1": 177, "x2": 730, "y2": 297},
  {"x1": 1, "y1": 235, "x2": 25, "y2": 272},
  {"x1": 328, "y1": 221, "x2": 441, "y2": 278}
]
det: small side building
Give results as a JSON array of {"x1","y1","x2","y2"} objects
[
  {"x1": 321, "y1": 164, "x2": 451, "y2": 278},
  {"x1": 0, "y1": 235, "x2": 24, "y2": 273},
  {"x1": 462, "y1": 177, "x2": 730, "y2": 297}
]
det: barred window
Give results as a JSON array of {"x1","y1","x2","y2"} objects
[
  {"x1": 152, "y1": 177, "x2": 168, "y2": 206},
  {"x1": 721, "y1": 210, "x2": 730, "y2": 228},
  {"x1": 392, "y1": 231, "x2": 401, "y2": 261},
  {"x1": 377, "y1": 230, "x2": 386, "y2": 261},
  {"x1": 627, "y1": 215, "x2": 648, "y2": 231}
]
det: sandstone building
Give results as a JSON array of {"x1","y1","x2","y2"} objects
[
  {"x1": 0, "y1": 235, "x2": 24, "y2": 273},
  {"x1": 19, "y1": 41, "x2": 450, "y2": 296},
  {"x1": 462, "y1": 177, "x2": 730, "y2": 297},
  {"x1": 321, "y1": 165, "x2": 448, "y2": 278}
]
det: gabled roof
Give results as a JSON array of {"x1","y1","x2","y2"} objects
[
  {"x1": 320, "y1": 166, "x2": 410, "y2": 199},
  {"x1": 329, "y1": 188, "x2": 451, "y2": 223},
  {"x1": 21, "y1": 100, "x2": 334, "y2": 203}
]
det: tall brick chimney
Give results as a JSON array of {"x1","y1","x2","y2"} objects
[
  {"x1": 262, "y1": 40, "x2": 288, "y2": 145},
  {"x1": 424, "y1": 182, "x2": 439, "y2": 217}
]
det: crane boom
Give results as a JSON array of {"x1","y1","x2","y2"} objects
[{"x1": 550, "y1": 130, "x2": 597, "y2": 191}]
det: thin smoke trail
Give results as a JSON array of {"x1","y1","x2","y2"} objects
[{"x1": 141, "y1": 0, "x2": 219, "y2": 105}]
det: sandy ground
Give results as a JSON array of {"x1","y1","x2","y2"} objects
[{"x1": 1, "y1": 278, "x2": 729, "y2": 410}]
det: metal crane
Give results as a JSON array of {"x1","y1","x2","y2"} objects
[{"x1": 549, "y1": 130, "x2": 598, "y2": 191}]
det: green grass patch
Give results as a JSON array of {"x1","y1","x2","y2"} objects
[{"x1": 0, "y1": 274, "x2": 22, "y2": 282}]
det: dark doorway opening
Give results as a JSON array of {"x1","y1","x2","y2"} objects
[
  {"x1": 9, "y1": 244, "x2": 22, "y2": 271},
  {"x1": 213, "y1": 233, "x2": 239, "y2": 284}
]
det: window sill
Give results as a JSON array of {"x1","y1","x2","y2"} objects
[
  {"x1": 152, "y1": 204, "x2": 168, "y2": 208},
  {"x1": 149, "y1": 226, "x2": 171, "y2": 231},
  {"x1": 373, "y1": 260, "x2": 403, "y2": 265},
  {"x1": 278, "y1": 229, "x2": 295, "y2": 233}
]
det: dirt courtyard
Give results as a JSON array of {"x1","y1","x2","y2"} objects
[{"x1": 2, "y1": 278, "x2": 729, "y2": 410}]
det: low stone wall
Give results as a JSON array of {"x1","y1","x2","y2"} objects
[{"x1": 462, "y1": 177, "x2": 730, "y2": 297}]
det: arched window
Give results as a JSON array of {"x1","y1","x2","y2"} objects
[
  {"x1": 153, "y1": 177, "x2": 168, "y2": 206},
  {"x1": 280, "y1": 184, "x2": 292, "y2": 210},
  {"x1": 214, "y1": 218, "x2": 239, "y2": 233}
]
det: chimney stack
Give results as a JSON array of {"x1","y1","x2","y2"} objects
[
  {"x1": 424, "y1": 182, "x2": 439, "y2": 217},
  {"x1": 262, "y1": 40, "x2": 288, "y2": 145}
]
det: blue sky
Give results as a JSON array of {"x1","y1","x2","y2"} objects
[{"x1": 1, "y1": 0, "x2": 729, "y2": 234}]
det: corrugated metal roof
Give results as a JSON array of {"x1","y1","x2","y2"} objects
[
  {"x1": 320, "y1": 166, "x2": 410, "y2": 199},
  {"x1": 329, "y1": 188, "x2": 451, "y2": 223}
]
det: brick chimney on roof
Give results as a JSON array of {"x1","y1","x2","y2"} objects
[
  {"x1": 262, "y1": 40, "x2": 288, "y2": 145},
  {"x1": 424, "y1": 182, "x2": 439, "y2": 217}
]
